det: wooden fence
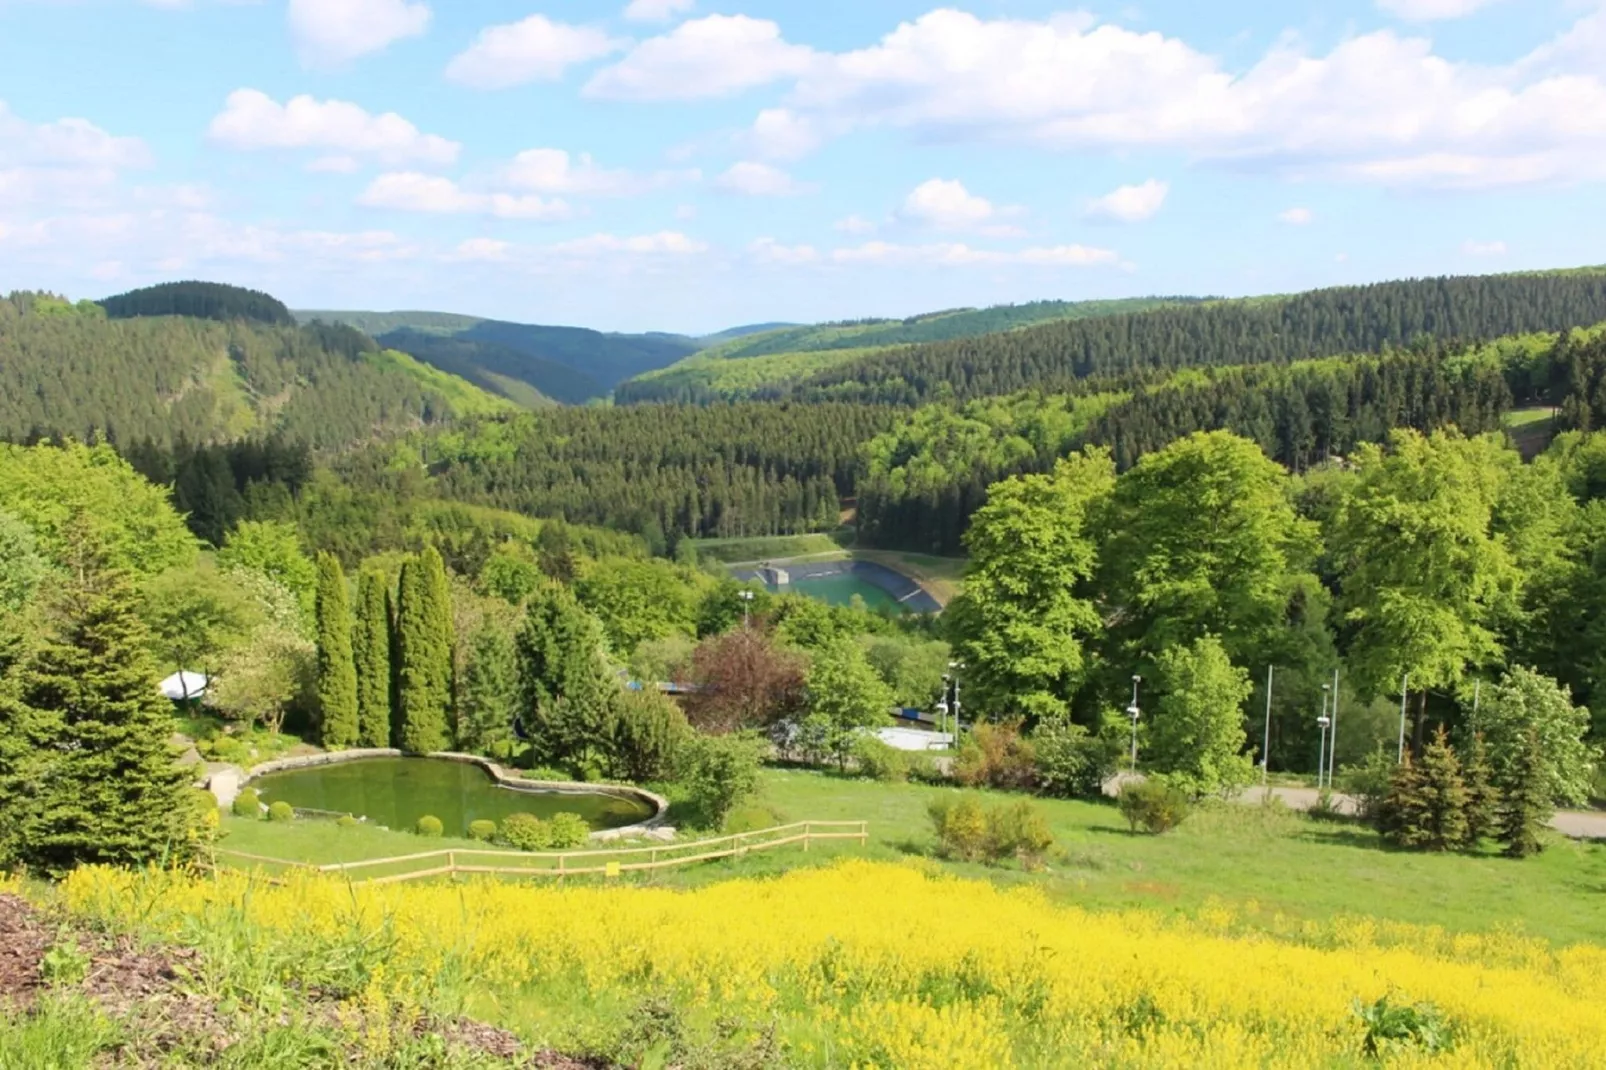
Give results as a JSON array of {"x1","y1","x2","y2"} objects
[{"x1": 211, "y1": 820, "x2": 869, "y2": 887}]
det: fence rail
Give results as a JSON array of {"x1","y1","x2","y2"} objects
[{"x1": 211, "y1": 820, "x2": 869, "y2": 886}]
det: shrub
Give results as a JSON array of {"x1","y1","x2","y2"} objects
[
  {"x1": 230, "y1": 788, "x2": 262, "y2": 819},
  {"x1": 986, "y1": 801, "x2": 1055, "y2": 870},
  {"x1": 928, "y1": 796, "x2": 989, "y2": 862},
  {"x1": 267, "y1": 801, "x2": 294, "y2": 824},
  {"x1": 953, "y1": 719, "x2": 1037, "y2": 792},
  {"x1": 468, "y1": 819, "x2": 497, "y2": 842},
  {"x1": 851, "y1": 736, "x2": 909, "y2": 783},
  {"x1": 501, "y1": 812, "x2": 553, "y2": 851},
  {"x1": 1355, "y1": 995, "x2": 1457, "y2": 1057},
  {"x1": 610, "y1": 688, "x2": 692, "y2": 783},
  {"x1": 548, "y1": 812, "x2": 591, "y2": 849},
  {"x1": 1308, "y1": 789, "x2": 1346, "y2": 823},
  {"x1": 905, "y1": 751, "x2": 944, "y2": 784},
  {"x1": 1117, "y1": 779, "x2": 1190, "y2": 835},
  {"x1": 1032, "y1": 716, "x2": 1120, "y2": 798},
  {"x1": 336, "y1": 814, "x2": 358, "y2": 829},
  {"x1": 682, "y1": 731, "x2": 766, "y2": 829},
  {"x1": 1341, "y1": 747, "x2": 1397, "y2": 826},
  {"x1": 188, "y1": 790, "x2": 221, "y2": 842},
  {"x1": 416, "y1": 815, "x2": 444, "y2": 838}
]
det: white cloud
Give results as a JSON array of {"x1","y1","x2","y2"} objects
[
  {"x1": 834, "y1": 215, "x2": 878, "y2": 235},
  {"x1": 623, "y1": 0, "x2": 694, "y2": 23},
  {"x1": 748, "y1": 237, "x2": 819, "y2": 265},
  {"x1": 1085, "y1": 179, "x2": 1168, "y2": 223},
  {"x1": 288, "y1": 0, "x2": 430, "y2": 66},
  {"x1": 675, "y1": 203, "x2": 698, "y2": 220},
  {"x1": 207, "y1": 90, "x2": 459, "y2": 166},
  {"x1": 759, "y1": 8, "x2": 1606, "y2": 190},
  {"x1": 446, "y1": 238, "x2": 512, "y2": 263},
  {"x1": 357, "y1": 172, "x2": 573, "y2": 220},
  {"x1": 1462, "y1": 239, "x2": 1508, "y2": 256},
  {"x1": 549, "y1": 231, "x2": 708, "y2": 256},
  {"x1": 830, "y1": 240, "x2": 1118, "y2": 268},
  {"x1": 1279, "y1": 206, "x2": 1314, "y2": 225},
  {"x1": 0, "y1": 101, "x2": 151, "y2": 168},
  {"x1": 1376, "y1": 0, "x2": 1503, "y2": 22},
  {"x1": 446, "y1": 15, "x2": 622, "y2": 89},
  {"x1": 585, "y1": 15, "x2": 816, "y2": 101},
  {"x1": 899, "y1": 178, "x2": 1023, "y2": 235},
  {"x1": 714, "y1": 161, "x2": 813, "y2": 197},
  {"x1": 503, "y1": 148, "x2": 695, "y2": 196},
  {"x1": 306, "y1": 156, "x2": 361, "y2": 174},
  {"x1": 745, "y1": 108, "x2": 825, "y2": 162}
]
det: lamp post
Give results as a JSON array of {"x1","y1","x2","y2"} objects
[
  {"x1": 1397, "y1": 672, "x2": 1411, "y2": 764},
  {"x1": 739, "y1": 588, "x2": 755, "y2": 628},
  {"x1": 1317, "y1": 705, "x2": 1332, "y2": 792},
  {"x1": 947, "y1": 661, "x2": 964, "y2": 743},
  {"x1": 1261, "y1": 666, "x2": 1275, "y2": 788},
  {"x1": 1127, "y1": 675, "x2": 1142, "y2": 773}
]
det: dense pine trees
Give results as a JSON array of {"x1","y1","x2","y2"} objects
[
  {"x1": 393, "y1": 548, "x2": 454, "y2": 753},
  {"x1": 314, "y1": 553, "x2": 359, "y2": 749},
  {"x1": 98, "y1": 281, "x2": 295, "y2": 326}
]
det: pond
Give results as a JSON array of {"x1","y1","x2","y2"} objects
[
  {"x1": 251, "y1": 758, "x2": 654, "y2": 838},
  {"x1": 732, "y1": 560, "x2": 942, "y2": 615},
  {"x1": 787, "y1": 573, "x2": 908, "y2": 612}
]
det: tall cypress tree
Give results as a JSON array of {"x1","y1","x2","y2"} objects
[
  {"x1": 394, "y1": 548, "x2": 453, "y2": 754},
  {"x1": 314, "y1": 553, "x2": 359, "y2": 749},
  {"x1": 352, "y1": 567, "x2": 392, "y2": 749},
  {"x1": 15, "y1": 570, "x2": 195, "y2": 874}
]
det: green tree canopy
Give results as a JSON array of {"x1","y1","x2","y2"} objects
[
  {"x1": 1473, "y1": 666, "x2": 1599, "y2": 807},
  {"x1": 947, "y1": 449, "x2": 1114, "y2": 720},
  {"x1": 138, "y1": 562, "x2": 260, "y2": 676},
  {"x1": 514, "y1": 583, "x2": 618, "y2": 770},
  {"x1": 575, "y1": 556, "x2": 703, "y2": 655},
  {"x1": 801, "y1": 637, "x2": 895, "y2": 768},
  {"x1": 1147, "y1": 635, "x2": 1255, "y2": 797},
  {"x1": 217, "y1": 521, "x2": 318, "y2": 619},
  {"x1": 314, "y1": 553, "x2": 359, "y2": 749},
  {"x1": 352, "y1": 568, "x2": 393, "y2": 749},
  {"x1": 393, "y1": 548, "x2": 454, "y2": 754}
]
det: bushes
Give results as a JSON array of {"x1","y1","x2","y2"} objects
[
  {"x1": 499, "y1": 811, "x2": 591, "y2": 851},
  {"x1": 336, "y1": 814, "x2": 358, "y2": 829},
  {"x1": 468, "y1": 820, "x2": 497, "y2": 842},
  {"x1": 929, "y1": 795, "x2": 1055, "y2": 868},
  {"x1": 851, "y1": 736, "x2": 909, "y2": 783},
  {"x1": 953, "y1": 719, "x2": 1037, "y2": 792},
  {"x1": 609, "y1": 688, "x2": 691, "y2": 783},
  {"x1": 415, "y1": 815, "x2": 444, "y2": 838},
  {"x1": 1117, "y1": 779, "x2": 1191, "y2": 834},
  {"x1": 682, "y1": 732, "x2": 765, "y2": 829},
  {"x1": 231, "y1": 788, "x2": 262, "y2": 819},
  {"x1": 267, "y1": 801, "x2": 294, "y2": 824},
  {"x1": 1033, "y1": 716, "x2": 1119, "y2": 798}
]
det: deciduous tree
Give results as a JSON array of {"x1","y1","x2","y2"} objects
[{"x1": 1147, "y1": 635, "x2": 1255, "y2": 797}]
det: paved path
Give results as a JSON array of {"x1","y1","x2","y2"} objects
[{"x1": 1105, "y1": 775, "x2": 1606, "y2": 840}]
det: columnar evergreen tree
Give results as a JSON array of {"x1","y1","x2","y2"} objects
[
  {"x1": 456, "y1": 624, "x2": 518, "y2": 755},
  {"x1": 1461, "y1": 732, "x2": 1501, "y2": 845},
  {"x1": 1498, "y1": 728, "x2": 1551, "y2": 858},
  {"x1": 352, "y1": 568, "x2": 392, "y2": 748},
  {"x1": 393, "y1": 548, "x2": 454, "y2": 754},
  {"x1": 314, "y1": 553, "x2": 359, "y2": 749},
  {"x1": 13, "y1": 568, "x2": 195, "y2": 873},
  {"x1": 514, "y1": 584, "x2": 618, "y2": 770},
  {"x1": 1382, "y1": 728, "x2": 1469, "y2": 851}
]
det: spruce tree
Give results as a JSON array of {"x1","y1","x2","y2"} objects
[
  {"x1": 15, "y1": 570, "x2": 195, "y2": 874},
  {"x1": 514, "y1": 584, "x2": 618, "y2": 771},
  {"x1": 1498, "y1": 728, "x2": 1551, "y2": 858},
  {"x1": 394, "y1": 549, "x2": 453, "y2": 754},
  {"x1": 352, "y1": 568, "x2": 392, "y2": 749},
  {"x1": 1377, "y1": 756, "x2": 1431, "y2": 849},
  {"x1": 1415, "y1": 726, "x2": 1471, "y2": 851},
  {"x1": 1460, "y1": 731, "x2": 1501, "y2": 848},
  {"x1": 314, "y1": 553, "x2": 359, "y2": 749},
  {"x1": 456, "y1": 624, "x2": 517, "y2": 755}
]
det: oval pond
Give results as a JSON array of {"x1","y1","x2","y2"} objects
[{"x1": 251, "y1": 758, "x2": 654, "y2": 837}]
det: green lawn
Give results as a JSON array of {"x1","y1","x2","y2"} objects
[{"x1": 217, "y1": 769, "x2": 1606, "y2": 947}]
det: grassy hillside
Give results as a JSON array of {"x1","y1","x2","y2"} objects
[
  {"x1": 0, "y1": 290, "x2": 508, "y2": 450},
  {"x1": 617, "y1": 297, "x2": 1195, "y2": 403}
]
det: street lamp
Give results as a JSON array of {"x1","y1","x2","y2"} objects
[
  {"x1": 946, "y1": 661, "x2": 964, "y2": 742},
  {"x1": 739, "y1": 588, "x2": 755, "y2": 628},
  {"x1": 1317, "y1": 694, "x2": 1333, "y2": 792},
  {"x1": 1127, "y1": 675, "x2": 1142, "y2": 773}
]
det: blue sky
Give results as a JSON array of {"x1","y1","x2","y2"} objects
[{"x1": 2, "y1": 0, "x2": 1604, "y2": 333}]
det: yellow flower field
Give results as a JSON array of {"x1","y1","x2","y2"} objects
[{"x1": 60, "y1": 860, "x2": 1606, "y2": 1068}]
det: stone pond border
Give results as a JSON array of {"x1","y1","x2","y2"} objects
[{"x1": 217, "y1": 749, "x2": 671, "y2": 842}]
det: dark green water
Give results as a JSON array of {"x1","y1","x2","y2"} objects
[
  {"x1": 786, "y1": 576, "x2": 906, "y2": 613},
  {"x1": 252, "y1": 758, "x2": 653, "y2": 837}
]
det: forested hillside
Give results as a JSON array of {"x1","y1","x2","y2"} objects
[
  {"x1": 100, "y1": 281, "x2": 295, "y2": 326},
  {"x1": 786, "y1": 270, "x2": 1606, "y2": 404},
  {"x1": 616, "y1": 296, "x2": 1192, "y2": 404},
  {"x1": 376, "y1": 329, "x2": 598, "y2": 407},
  {"x1": 0, "y1": 290, "x2": 508, "y2": 450}
]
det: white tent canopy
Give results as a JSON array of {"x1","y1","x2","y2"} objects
[{"x1": 159, "y1": 670, "x2": 211, "y2": 701}]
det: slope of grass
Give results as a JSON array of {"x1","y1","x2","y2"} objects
[{"x1": 366, "y1": 349, "x2": 519, "y2": 417}]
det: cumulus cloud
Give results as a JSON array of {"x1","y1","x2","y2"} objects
[
  {"x1": 1085, "y1": 180, "x2": 1168, "y2": 223},
  {"x1": 446, "y1": 15, "x2": 622, "y2": 89},
  {"x1": 445, "y1": 238, "x2": 512, "y2": 263},
  {"x1": 899, "y1": 178, "x2": 1023, "y2": 235},
  {"x1": 288, "y1": 0, "x2": 430, "y2": 66},
  {"x1": 548, "y1": 231, "x2": 708, "y2": 256},
  {"x1": 1376, "y1": 0, "x2": 1504, "y2": 21},
  {"x1": 714, "y1": 162, "x2": 813, "y2": 197},
  {"x1": 623, "y1": 0, "x2": 694, "y2": 22},
  {"x1": 745, "y1": 108, "x2": 826, "y2": 162},
  {"x1": 1462, "y1": 239, "x2": 1508, "y2": 256},
  {"x1": 753, "y1": 8, "x2": 1606, "y2": 190},
  {"x1": 1279, "y1": 207, "x2": 1314, "y2": 224},
  {"x1": 830, "y1": 240, "x2": 1118, "y2": 268},
  {"x1": 357, "y1": 172, "x2": 573, "y2": 220},
  {"x1": 748, "y1": 237, "x2": 820, "y2": 265},
  {"x1": 503, "y1": 148, "x2": 695, "y2": 196},
  {"x1": 0, "y1": 101, "x2": 151, "y2": 169},
  {"x1": 207, "y1": 90, "x2": 459, "y2": 166},
  {"x1": 834, "y1": 215, "x2": 878, "y2": 235},
  {"x1": 586, "y1": 15, "x2": 816, "y2": 101}
]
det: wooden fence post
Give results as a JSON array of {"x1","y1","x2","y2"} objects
[{"x1": 859, "y1": 821, "x2": 867, "y2": 846}]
